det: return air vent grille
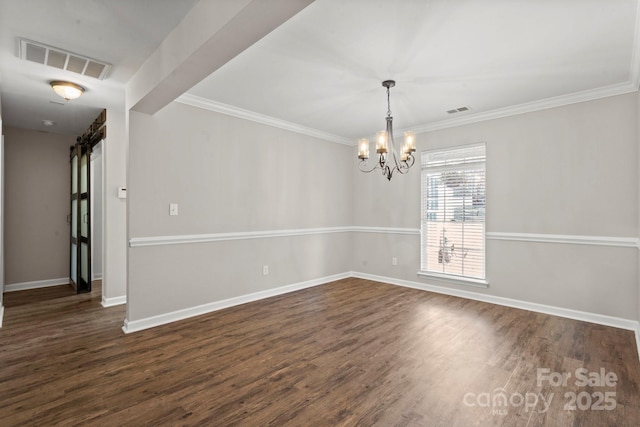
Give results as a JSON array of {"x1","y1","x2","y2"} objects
[
  {"x1": 446, "y1": 106, "x2": 471, "y2": 114},
  {"x1": 19, "y1": 38, "x2": 111, "y2": 80}
]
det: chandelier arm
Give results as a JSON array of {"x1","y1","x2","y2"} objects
[
  {"x1": 389, "y1": 149, "x2": 402, "y2": 173},
  {"x1": 358, "y1": 159, "x2": 382, "y2": 173},
  {"x1": 386, "y1": 116, "x2": 405, "y2": 173},
  {"x1": 397, "y1": 157, "x2": 415, "y2": 175},
  {"x1": 389, "y1": 154, "x2": 415, "y2": 176},
  {"x1": 392, "y1": 165, "x2": 410, "y2": 175},
  {"x1": 382, "y1": 164, "x2": 392, "y2": 181},
  {"x1": 405, "y1": 155, "x2": 415, "y2": 168},
  {"x1": 399, "y1": 154, "x2": 415, "y2": 170},
  {"x1": 378, "y1": 152, "x2": 387, "y2": 168}
]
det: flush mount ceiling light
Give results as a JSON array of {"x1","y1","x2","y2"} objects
[
  {"x1": 358, "y1": 80, "x2": 416, "y2": 181},
  {"x1": 50, "y1": 81, "x2": 85, "y2": 101}
]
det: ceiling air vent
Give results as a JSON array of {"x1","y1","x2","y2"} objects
[
  {"x1": 446, "y1": 106, "x2": 471, "y2": 114},
  {"x1": 19, "y1": 38, "x2": 111, "y2": 80}
]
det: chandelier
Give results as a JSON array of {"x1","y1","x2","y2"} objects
[{"x1": 358, "y1": 80, "x2": 416, "y2": 181}]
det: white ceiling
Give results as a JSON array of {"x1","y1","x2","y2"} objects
[{"x1": 1, "y1": 0, "x2": 639, "y2": 139}]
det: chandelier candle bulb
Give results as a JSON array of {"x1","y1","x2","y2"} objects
[
  {"x1": 401, "y1": 144, "x2": 409, "y2": 162},
  {"x1": 358, "y1": 138, "x2": 370, "y2": 159},
  {"x1": 404, "y1": 131, "x2": 416, "y2": 152},
  {"x1": 376, "y1": 131, "x2": 388, "y2": 153}
]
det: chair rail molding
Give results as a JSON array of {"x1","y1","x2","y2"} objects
[{"x1": 486, "y1": 232, "x2": 639, "y2": 248}]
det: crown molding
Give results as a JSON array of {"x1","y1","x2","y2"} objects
[
  {"x1": 176, "y1": 93, "x2": 353, "y2": 146},
  {"x1": 180, "y1": 78, "x2": 637, "y2": 146},
  {"x1": 407, "y1": 81, "x2": 639, "y2": 134},
  {"x1": 181, "y1": 43, "x2": 640, "y2": 148},
  {"x1": 177, "y1": 3, "x2": 640, "y2": 142}
]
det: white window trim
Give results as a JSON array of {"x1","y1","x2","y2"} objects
[
  {"x1": 419, "y1": 142, "x2": 487, "y2": 286},
  {"x1": 416, "y1": 271, "x2": 489, "y2": 288}
]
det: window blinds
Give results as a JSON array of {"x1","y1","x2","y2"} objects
[{"x1": 421, "y1": 143, "x2": 486, "y2": 280}]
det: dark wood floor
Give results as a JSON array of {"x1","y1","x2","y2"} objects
[{"x1": 1, "y1": 278, "x2": 639, "y2": 426}]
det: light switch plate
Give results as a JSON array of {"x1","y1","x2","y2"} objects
[{"x1": 169, "y1": 203, "x2": 179, "y2": 216}]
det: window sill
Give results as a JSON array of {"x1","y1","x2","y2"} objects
[{"x1": 416, "y1": 271, "x2": 489, "y2": 288}]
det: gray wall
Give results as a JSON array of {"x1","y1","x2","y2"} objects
[
  {"x1": 103, "y1": 110, "x2": 128, "y2": 302},
  {"x1": 126, "y1": 93, "x2": 639, "y2": 325},
  {"x1": 3, "y1": 127, "x2": 73, "y2": 284},
  {"x1": 353, "y1": 92, "x2": 639, "y2": 320},
  {"x1": 0, "y1": 134, "x2": 3, "y2": 295},
  {"x1": 127, "y1": 102, "x2": 353, "y2": 321}
]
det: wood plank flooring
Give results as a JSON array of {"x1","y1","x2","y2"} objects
[{"x1": 1, "y1": 278, "x2": 639, "y2": 426}]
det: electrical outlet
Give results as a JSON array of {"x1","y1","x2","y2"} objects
[
  {"x1": 262, "y1": 265, "x2": 269, "y2": 275},
  {"x1": 392, "y1": 257, "x2": 397, "y2": 266},
  {"x1": 169, "y1": 203, "x2": 179, "y2": 216}
]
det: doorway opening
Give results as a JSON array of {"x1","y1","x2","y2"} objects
[{"x1": 69, "y1": 110, "x2": 106, "y2": 294}]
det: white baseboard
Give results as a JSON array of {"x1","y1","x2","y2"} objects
[
  {"x1": 0, "y1": 304, "x2": 4, "y2": 328},
  {"x1": 4, "y1": 278, "x2": 69, "y2": 292},
  {"x1": 122, "y1": 272, "x2": 350, "y2": 333},
  {"x1": 119, "y1": 269, "x2": 640, "y2": 363},
  {"x1": 350, "y1": 272, "x2": 640, "y2": 332},
  {"x1": 101, "y1": 295, "x2": 126, "y2": 307}
]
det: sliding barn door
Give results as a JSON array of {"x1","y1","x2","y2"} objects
[{"x1": 70, "y1": 140, "x2": 91, "y2": 293}]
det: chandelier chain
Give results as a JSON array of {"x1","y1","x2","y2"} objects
[{"x1": 386, "y1": 86, "x2": 392, "y2": 117}]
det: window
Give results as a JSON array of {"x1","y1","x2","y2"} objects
[{"x1": 420, "y1": 143, "x2": 486, "y2": 282}]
